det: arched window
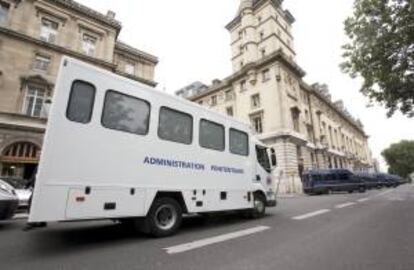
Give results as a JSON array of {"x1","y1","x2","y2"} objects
[{"x1": 1, "y1": 142, "x2": 40, "y2": 163}]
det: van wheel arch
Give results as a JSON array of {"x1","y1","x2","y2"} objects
[{"x1": 153, "y1": 191, "x2": 188, "y2": 214}]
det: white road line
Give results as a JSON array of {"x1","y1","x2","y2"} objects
[
  {"x1": 164, "y1": 225, "x2": 270, "y2": 254},
  {"x1": 377, "y1": 190, "x2": 393, "y2": 197},
  {"x1": 335, "y1": 202, "x2": 356, "y2": 209},
  {"x1": 357, "y1": 198, "x2": 370, "y2": 203},
  {"x1": 292, "y1": 209, "x2": 331, "y2": 220}
]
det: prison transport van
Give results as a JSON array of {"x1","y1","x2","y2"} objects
[{"x1": 28, "y1": 57, "x2": 278, "y2": 237}]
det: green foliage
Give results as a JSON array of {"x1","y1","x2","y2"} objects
[
  {"x1": 382, "y1": 140, "x2": 414, "y2": 177},
  {"x1": 342, "y1": 0, "x2": 414, "y2": 117}
]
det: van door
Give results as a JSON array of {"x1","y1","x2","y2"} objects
[{"x1": 254, "y1": 145, "x2": 272, "y2": 192}]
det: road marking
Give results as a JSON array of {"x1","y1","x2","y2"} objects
[
  {"x1": 357, "y1": 198, "x2": 370, "y2": 203},
  {"x1": 292, "y1": 209, "x2": 331, "y2": 220},
  {"x1": 335, "y1": 202, "x2": 356, "y2": 209},
  {"x1": 164, "y1": 226, "x2": 270, "y2": 254},
  {"x1": 377, "y1": 190, "x2": 393, "y2": 197}
]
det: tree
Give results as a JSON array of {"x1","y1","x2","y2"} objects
[
  {"x1": 341, "y1": 0, "x2": 414, "y2": 117},
  {"x1": 381, "y1": 140, "x2": 414, "y2": 177}
]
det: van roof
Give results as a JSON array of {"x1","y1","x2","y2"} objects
[{"x1": 63, "y1": 57, "x2": 251, "y2": 130}]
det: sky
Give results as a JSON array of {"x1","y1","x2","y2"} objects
[{"x1": 79, "y1": 0, "x2": 413, "y2": 171}]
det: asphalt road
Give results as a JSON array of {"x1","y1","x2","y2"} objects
[{"x1": 1, "y1": 184, "x2": 413, "y2": 270}]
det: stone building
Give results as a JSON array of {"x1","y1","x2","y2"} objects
[
  {"x1": 0, "y1": 0, "x2": 158, "y2": 180},
  {"x1": 177, "y1": 0, "x2": 373, "y2": 193}
]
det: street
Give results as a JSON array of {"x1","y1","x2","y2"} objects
[{"x1": 1, "y1": 184, "x2": 413, "y2": 270}]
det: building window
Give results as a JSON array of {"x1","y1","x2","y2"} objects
[
  {"x1": 125, "y1": 62, "x2": 135, "y2": 75},
  {"x1": 82, "y1": 34, "x2": 97, "y2": 56},
  {"x1": 23, "y1": 86, "x2": 46, "y2": 117},
  {"x1": 158, "y1": 107, "x2": 193, "y2": 145},
  {"x1": 198, "y1": 100, "x2": 203, "y2": 105},
  {"x1": 251, "y1": 114, "x2": 263, "y2": 134},
  {"x1": 239, "y1": 45, "x2": 243, "y2": 54},
  {"x1": 238, "y1": 31, "x2": 242, "y2": 39},
  {"x1": 0, "y1": 1, "x2": 9, "y2": 25},
  {"x1": 40, "y1": 18, "x2": 58, "y2": 43},
  {"x1": 225, "y1": 90, "x2": 233, "y2": 101},
  {"x1": 240, "y1": 61, "x2": 244, "y2": 68},
  {"x1": 102, "y1": 90, "x2": 150, "y2": 135},
  {"x1": 260, "y1": 32, "x2": 264, "y2": 40},
  {"x1": 211, "y1": 95, "x2": 217, "y2": 106},
  {"x1": 199, "y1": 119, "x2": 225, "y2": 151},
  {"x1": 251, "y1": 94, "x2": 261, "y2": 109},
  {"x1": 229, "y1": 128, "x2": 249, "y2": 156},
  {"x1": 262, "y1": 69, "x2": 270, "y2": 82},
  {"x1": 226, "y1": 106, "x2": 234, "y2": 116},
  {"x1": 240, "y1": 80, "x2": 247, "y2": 92},
  {"x1": 33, "y1": 54, "x2": 51, "y2": 72},
  {"x1": 291, "y1": 108, "x2": 300, "y2": 132},
  {"x1": 261, "y1": 49, "x2": 266, "y2": 58},
  {"x1": 67, "y1": 80, "x2": 96, "y2": 124},
  {"x1": 307, "y1": 125, "x2": 315, "y2": 143}
]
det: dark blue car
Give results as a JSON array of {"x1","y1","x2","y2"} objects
[{"x1": 303, "y1": 169, "x2": 366, "y2": 195}]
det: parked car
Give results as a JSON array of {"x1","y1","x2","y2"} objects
[
  {"x1": 303, "y1": 169, "x2": 366, "y2": 195},
  {"x1": 374, "y1": 173, "x2": 399, "y2": 188},
  {"x1": 14, "y1": 189, "x2": 32, "y2": 211},
  {"x1": 0, "y1": 177, "x2": 32, "y2": 212},
  {"x1": 0, "y1": 179, "x2": 19, "y2": 220},
  {"x1": 355, "y1": 172, "x2": 382, "y2": 189}
]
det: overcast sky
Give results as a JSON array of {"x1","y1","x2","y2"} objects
[{"x1": 80, "y1": 0, "x2": 413, "y2": 171}]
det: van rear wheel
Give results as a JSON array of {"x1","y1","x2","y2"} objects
[{"x1": 145, "y1": 197, "x2": 182, "y2": 237}]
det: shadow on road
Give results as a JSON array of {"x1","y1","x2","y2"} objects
[{"x1": 15, "y1": 212, "x2": 273, "y2": 258}]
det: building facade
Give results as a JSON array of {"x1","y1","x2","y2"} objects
[
  {"x1": 0, "y1": 0, "x2": 158, "y2": 180},
  {"x1": 178, "y1": 0, "x2": 374, "y2": 193}
]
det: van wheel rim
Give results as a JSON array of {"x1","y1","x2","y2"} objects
[
  {"x1": 154, "y1": 205, "x2": 177, "y2": 230},
  {"x1": 254, "y1": 199, "x2": 265, "y2": 213}
]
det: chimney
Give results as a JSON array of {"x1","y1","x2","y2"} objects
[
  {"x1": 106, "y1": 10, "x2": 116, "y2": 19},
  {"x1": 212, "y1": 79, "x2": 221, "y2": 86}
]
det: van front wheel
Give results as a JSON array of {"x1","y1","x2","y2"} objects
[
  {"x1": 146, "y1": 197, "x2": 182, "y2": 237},
  {"x1": 250, "y1": 193, "x2": 266, "y2": 219}
]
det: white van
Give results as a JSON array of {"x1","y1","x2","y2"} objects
[{"x1": 29, "y1": 57, "x2": 277, "y2": 236}]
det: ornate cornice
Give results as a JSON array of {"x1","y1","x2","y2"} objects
[
  {"x1": 115, "y1": 41, "x2": 158, "y2": 64},
  {"x1": 44, "y1": 0, "x2": 122, "y2": 31},
  {"x1": 0, "y1": 26, "x2": 157, "y2": 87}
]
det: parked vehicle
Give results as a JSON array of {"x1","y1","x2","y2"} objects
[
  {"x1": 374, "y1": 173, "x2": 399, "y2": 188},
  {"x1": 0, "y1": 179, "x2": 19, "y2": 220},
  {"x1": 355, "y1": 172, "x2": 382, "y2": 189},
  {"x1": 303, "y1": 169, "x2": 366, "y2": 195},
  {"x1": 14, "y1": 189, "x2": 32, "y2": 211},
  {"x1": 0, "y1": 177, "x2": 32, "y2": 211},
  {"x1": 28, "y1": 57, "x2": 278, "y2": 237}
]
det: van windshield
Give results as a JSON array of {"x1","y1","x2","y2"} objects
[{"x1": 256, "y1": 145, "x2": 271, "y2": 173}]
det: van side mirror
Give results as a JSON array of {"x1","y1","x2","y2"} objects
[{"x1": 270, "y1": 148, "x2": 277, "y2": 167}]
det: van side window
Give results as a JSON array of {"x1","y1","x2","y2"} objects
[
  {"x1": 199, "y1": 119, "x2": 225, "y2": 151},
  {"x1": 229, "y1": 128, "x2": 249, "y2": 156},
  {"x1": 66, "y1": 80, "x2": 96, "y2": 123},
  {"x1": 158, "y1": 107, "x2": 193, "y2": 144},
  {"x1": 101, "y1": 90, "x2": 150, "y2": 135}
]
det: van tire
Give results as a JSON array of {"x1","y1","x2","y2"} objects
[
  {"x1": 249, "y1": 193, "x2": 266, "y2": 219},
  {"x1": 145, "y1": 197, "x2": 182, "y2": 237}
]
